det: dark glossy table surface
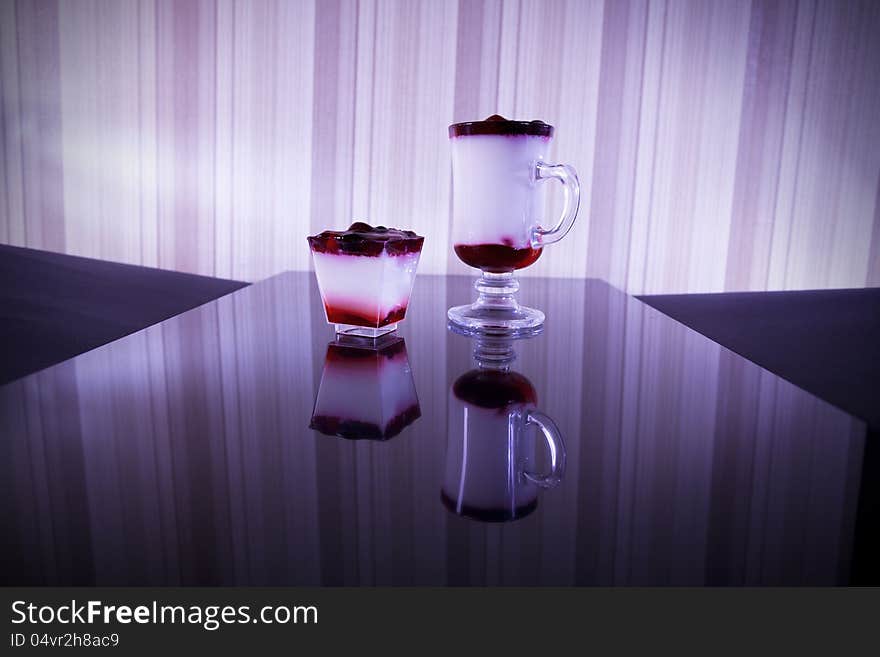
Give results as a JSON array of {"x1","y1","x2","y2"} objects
[
  {"x1": 1, "y1": 272, "x2": 873, "y2": 586},
  {"x1": 639, "y1": 288, "x2": 880, "y2": 430},
  {"x1": 0, "y1": 245, "x2": 247, "y2": 385}
]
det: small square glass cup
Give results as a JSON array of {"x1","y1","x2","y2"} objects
[{"x1": 308, "y1": 224, "x2": 425, "y2": 338}]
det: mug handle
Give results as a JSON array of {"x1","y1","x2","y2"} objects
[
  {"x1": 522, "y1": 410, "x2": 567, "y2": 488},
  {"x1": 531, "y1": 162, "x2": 580, "y2": 247}
]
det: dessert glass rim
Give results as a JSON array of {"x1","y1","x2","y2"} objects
[
  {"x1": 448, "y1": 115, "x2": 554, "y2": 139},
  {"x1": 307, "y1": 223, "x2": 424, "y2": 257}
]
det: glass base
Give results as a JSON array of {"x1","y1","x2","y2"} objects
[
  {"x1": 333, "y1": 331, "x2": 401, "y2": 351},
  {"x1": 447, "y1": 272, "x2": 544, "y2": 337},
  {"x1": 335, "y1": 323, "x2": 398, "y2": 339}
]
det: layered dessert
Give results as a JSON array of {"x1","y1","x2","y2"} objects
[
  {"x1": 310, "y1": 337, "x2": 421, "y2": 441},
  {"x1": 449, "y1": 115, "x2": 553, "y2": 272},
  {"x1": 442, "y1": 369, "x2": 540, "y2": 522},
  {"x1": 308, "y1": 222, "x2": 424, "y2": 336}
]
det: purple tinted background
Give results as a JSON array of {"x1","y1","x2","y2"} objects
[{"x1": 1, "y1": 0, "x2": 878, "y2": 292}]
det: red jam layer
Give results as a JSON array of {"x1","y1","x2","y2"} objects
[
  {"x1": 441, "y1": 491, "x2": 538, "y2": 522},
  {"x1": 449, "y1": 114, "x2": 554, "y2": 139},
  {"x1": 324, "y1": 304, "x2": 407, "y2": 328},
  {"x1": 308, "y1": 222, "x2": 424, "y2": 257},
  {"x1": 310, "y1": 403, "x2": 422, "y2": 441},
  {"x1": 452, "y1": 370, "x2": 537, "y2": 410},
  {"x1": 454, "y1": 242, "x2": 542, "y2": 272}
]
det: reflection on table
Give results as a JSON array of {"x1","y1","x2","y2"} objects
[
  {"x1": 443, "y1": 334, "x2": 565, "y2": 523},
  {"x1": 310, "y1": 334, "x2": 421, "y2": 441},
  {"x1": 0, "y1": 274, "x2": 868, "y2": 585}
]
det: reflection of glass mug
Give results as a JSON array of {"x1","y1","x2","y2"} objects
[
  {"x1": 447, "y1": 114, "x2": 580, "y2": 334},
  {"x1": 442, "y1": 369, "x2": 565, "y2": 522}
]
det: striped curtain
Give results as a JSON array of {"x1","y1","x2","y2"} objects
[{"x1": 1, "y1": 0, "x2": 879, "y2": 292}]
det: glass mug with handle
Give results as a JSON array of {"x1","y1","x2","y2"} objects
[
  {"x1": 447, "y1": 114, "x2": 580, "y2": 334},
  {"x1": 442, "y1": 336, "x2": 566, "y2": 522}
]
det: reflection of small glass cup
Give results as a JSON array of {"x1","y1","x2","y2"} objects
[
  {"x1": 308, "y1": 222, "x2": 424, "y2": 339},
  {"x1": 442, "y1": 362, "x2": 565, "y2": 523},
  {"x1": 447, "y1": 115, "x2": 580, "y2": 335},
  {"x1": 310, "y1": 335, "x2": 421, "y2": 441}
]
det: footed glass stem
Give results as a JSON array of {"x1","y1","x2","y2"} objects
[
  {"x1": 447, "y1": 271, "x2": 544, "y2": 336},
  {"x1": 471, "y1": 337, "x2": 517, "y2": 370}
]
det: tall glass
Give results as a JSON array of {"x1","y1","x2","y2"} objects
[{"x1": 447, "y1": 115, "x2": 580, "y2": 335}]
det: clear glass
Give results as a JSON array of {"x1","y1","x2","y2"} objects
[
  {"x1": 446, "y1": 271, "x2": 544, "y2": 336},
  {"x1": 335, "y1": 323, "x2": 398, "y2": 339},
  {"x1": 310, "y1": 243, "x2": 422, "y2": 337},
  {"x1": 442, "y1": 334, "x2": 566, "y2": 522},
  {"x1": 447, "y1": 131, "x2": 581, "y2": 335}
]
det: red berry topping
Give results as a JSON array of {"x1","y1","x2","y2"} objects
[{"x1": 308, "y1": 222, "x2": 424, "y2": 257}]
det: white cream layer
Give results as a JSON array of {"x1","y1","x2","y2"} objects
[
  {"x1": 313, "y1": 349, "x2": 418, "y2": 431},
  {"x1": 451, "y1": 134, "x2": 549, "y2": 247},
  {"x1": 312, "y1": 250, "x2": 421, "y2": 324},
  {"x1": 443, "y1": 396, "x2": 539, "y2": 512}
]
